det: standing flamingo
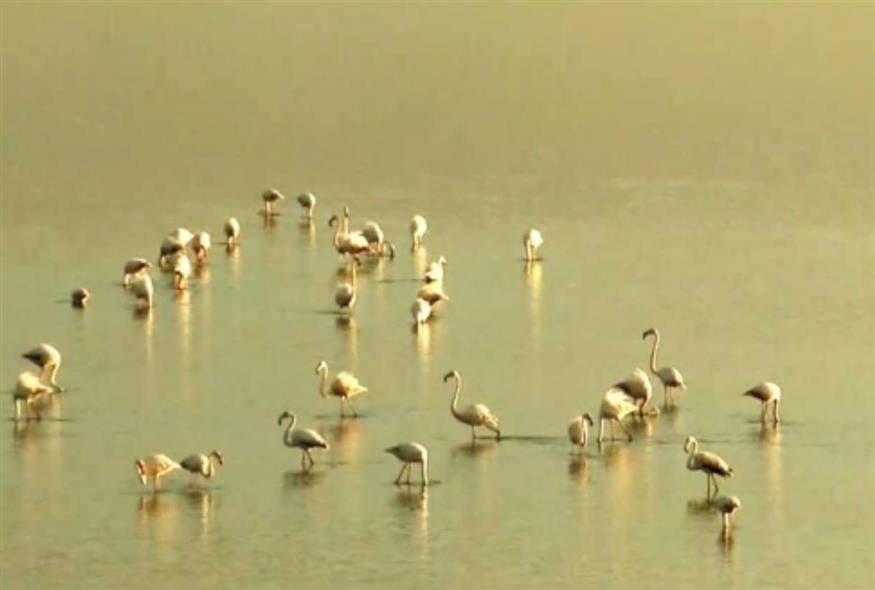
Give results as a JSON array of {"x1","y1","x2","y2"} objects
[
  {"x1": 315, "y1": 361, "x2": 367, "y2": 417},
  {"x1": 134, "y1": 454, "x2": 181, "y2": 490},
  {"x1": 597, "y1": 388, "x2": 639, "y2": 442},
  {"x1": 262, "y1": 189, "x2": 285, "y2": 216},
  {"x1": 684, "y1": 436, "x2": 733, "y2": 500},
  {"x1": 743, "y1": 382, "x2": 782, "y2": 424},
  {"x1": 424, "y1": 256, "x2": 447, "y2": 283},
  {"x1": 385, "y1": 442, "x2": 429, "y2": 486},
  {"x1": 296, "y1": 192, "x2": 316, "y2": 219},
  {"x1": 12, "y1": 372, "x2": 53, "y2": 420},
  {"x1": 22, "y1": 344, "x2": 63, "y2": 391},
  {"x1": 642, "y1": 328, "x2": 687, "y2": 407},
  {"x1": 179, "y1": 450, "x2": 224, "y2": 485},
  {"x1": 523, "y1": 229, "x2": 544, "y2": 261},
  {"x1": 123, "y1": 258, "x2": 152, "y2": 286},
  {"x1": 277, "y1": 411, "x2": 329, "y2": 471},
  {"x1": 410, "y1": 215, "x2": 428, "y2": 251},
  {"x1": 224, "y1": 217, "x2": 241, "y2": 247},
  {"x1": 713, "y1": 495, "x2": 742, "y2": 535},
  {"x1": 443, "y1": 370, "x2": 501, "y2": 441},
  {"x1": 568, "y1": 413, "x2": 595, "y2": 451},
  {"x1": 335, "y1": 261, "x2": 360, "y2": 314},
  {"x1": 130, "y1": 274, "x2": 154, "y2": 309},
  {"x1": 191, "y1": 232, "x2": 211, "y2": 263},
  {"x1": 612, "y1": 368, "x2": 654, "y2": 417}
]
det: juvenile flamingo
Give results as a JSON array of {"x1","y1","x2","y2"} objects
[
  {"x1": 315, "y1": 361, "x2": 367, "y2": 417},
  {"x1": 134, "y1": 454, "x2": 181, "y2": 490},
  {"x1": 410, "y1": 215, "x2": 428, "y2": 251},
  {"x1": 385, "y1": 442, "x2": 429, "y2": 486},
  {"x1": 568, "y1": 413, "x2": 595, "y2": 451},
  {"x1": 443, "y1": 370, "x2": 501, "y2": 441},
  {"x1": 262, "y1": 189, "x2": 285, "y2": 216},
  {"x1": 684, "y1": 435, "x2": 734, "y2": 500},
  {"x1": 278, "y1": 411, "x2": 329, "y2": 471},
  {"x1": 597, "y1": 388, "x2": 639, "y2": 443},
  {"x1": 179, "y1": 450, "x2": 224, "y2": 485},
  {"x1": 523, "y1": 228, "x2": 544, "y2": 261},
  {"x1": 743, "y1": 382, "x2": 782, "y2": 424}
]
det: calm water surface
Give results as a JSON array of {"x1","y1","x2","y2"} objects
[{"x1": 1, "y1": 4, "x2": 873, "y2": 589}]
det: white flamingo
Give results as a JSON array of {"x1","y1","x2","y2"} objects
[
  {"x1": 714, "y1": 495, "x2": 742, "y2": 535},
  {"x1": 684, "y1": 436, "x2": 734, "y2": 500},
  {"x1": 262, "y1": 189, "x2": 285, "y2": 216},
  {"x1": 411, "y1": 297, "x2": 434, "y2": 329},
  {"x1": 612, "y1": 368, "x2": 654, "y2": 417},
  {"x1": 168, "y1": 228, "x2": 194, "y2": 246},
  {"x1": 361, "y1": 221, "x2": 396, "y2": 258},
  {"x1": 224, "y1": 217, "x2": 241, "y2": 247},
  {"x1": 12, "y1": 372, "x2": 53, "y2": 420},
  {"x1": 523, "y1": 229, "x2": 543, "y2": 261},
  {"x1": 130, "y1": 274, "x2": 154, "y2": 309},
  {"x1": 123, "y1": 258, "x2": 152, "y2": 286},
  {"x1": 424, "y1": 256, "x2": 447, "y2": 283},
  {"x1": 568, "y1": 413, "x2": 595, "y2": 451},
  {"x1": 643, "y1": 328, "x2": 687, "y2": 406},
  {"x1": 385, "y1": 442, "x2": 429, "y2": 486},
  {"x1": 335, "y1": 261, "x2": 359, "y2": 314},
  {"x1": 71, "y1": 288, "x2": 90, "y2": 308},
  {"x1": 443, "y1": 370, "x2": 501, "y2": 441},
  {"x1": 179, "y1": 450, "x2": 224, "y2": 484},
  {"x1": 278, "y1": 411, "x2": 329, "y2": 470},
  {"x1": 296, "y1": 192, "x2": 316, "y2": 219},
  {"x1": 158, "y1": 237, "x2": 185, "y2": 270},
  {"x1": 170, "y1": 253, "x2": 192, "y2": 290},
  {"x1": 134, "y1": 454, "x2": 181, "y2": 490},
  {"x1": 743, "y1": 382, "x2": 782, "y2": 423},
  {"x1": 329, "y1": 214, "x2": 373, "y2": 260},
  {"x1": 315, "y1": 361, "x2": 367, "y2": 417},
  {"x1": 416, "y1": 281, "x2": 449, "y2": 306},
  {"x1": 597, "y1": 388, "x2": 639, "y2": 443},
  {"x1": 410, "y1": 214, "x2": 427, "y2": 251},
  {"x1": 191, "y1": 231, "x2": 211, "y2": 263},
  {"x1": 22, "y1": 344, "x2": 63, "y2": 391}
]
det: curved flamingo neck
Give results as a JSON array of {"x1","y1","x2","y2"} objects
[
  {"x1": 449, "y1": 376, "x2": 462, "y2": 417},
  {"x1": 318, "y1": 368, "x2": 330, "y2": 398},
  {"x1": 283, "y1": 415, "x2": 297, "y2": 447},
  {"x1": 647, "y1": 332, "x2": 660, "y2": 374}
]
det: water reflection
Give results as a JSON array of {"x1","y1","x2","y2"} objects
[
  {"x1": 394, "y1": 486, "x2": 429, "y2": 548},
  {"x1": 718, "y1": 531, "x2": 738, "y2": 565},
  {"x1": 414, "y1": 322, "x2": 431, "y2": 365},
  {"x1": 755, "y1": 423, "x2": 783, "y2": 522},
  {"x1": 299, "y1": 219, "x2": 316, "y2": 248},
  {"x1": 133, "y1": 305, "x2": 155, "y2": 366},
  {"x1": 335, "y1": 316, "x2": 358, "y2": 363},
  {"x1": 524, "y1": 260, "x2": 543, "y2": 349},
  {"x1": 412, "y1": 247, "x2": 428, "y2": 280},
  {"x1": 194, "y1": 263, "x2": 211, "y2": 283},
  {"x1": 174, "y1": 288, "x2": 192, "y2": 365},
  {"x1": 182, "y1": 488, "x2": 215, "y2": 531},
  {"x1": 320, "y1": 417, "x2": 362, "y2": 463},
  {"x1": 137, "y1": 493, "x2": 179, "y2": 546},
  {"x1": 284, "y1": 469, "x2": 326, "y2": 489},
  {"x1": 568, "y1": 454, "x2": 591, "y2": 483},
  {"x1": 451, "y1": 440, "x2": 498, "y2": 459},
  {"x1": 225, "y1": 244, "x2": 241, "y2": 285}
]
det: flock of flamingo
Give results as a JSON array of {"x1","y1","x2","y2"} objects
[{"x1": 10, "y1": 189, "x2": 784, "y2": 537}]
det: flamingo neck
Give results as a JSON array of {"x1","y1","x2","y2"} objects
[
  {"x1": 598, "y1": 418, "x2": 606, "y2": 442},
  {"x1": 283, "y1": 416, "x2": 297, "y2": 447},
  {"x1": 351, "y1": 265, "x2": 357, "y2": 290},
  {"x1": 450, "y1": 377, "x2": 462, "y2": 417},
  {"x1": 648, "y1": 333, "x2": 660, "y2": 374},
  {"x1": 318, "y1": 369, "x2": 330, "y2": 398},
  {"x1": 685, "y1": 440, "x2": 698, "y2": 468}
]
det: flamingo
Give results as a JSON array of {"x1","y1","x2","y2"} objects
[
  {"x1": 612, "y1": 368, "x2": 654, "y2": 417},
  {"x1": 315, "y1": 361, "x2": 367, "y2": 417},
  {"x1": 642, "y1": 328, "x2": 687, "y2": 407},
  {"x1": 385, "y1": 442, "x2": 429, "y2": 486},
  {"x1": 158, "y1": 237, "x2": 185, "y2": 270},
  {"x1": 277, "y1": 411, "x2": 329, "y2": 471},
  {"x1": 684, "y1": 436, "x2": 733, "y2": 500},
  {"x1": 416, "y1": 281, "x2": 450, "y2": 306},
  {"x1": 568, "y1": 413, "x2": 595, "y2": 451},
  {"x1": 179, "y1": 450, "x2": 224, "y2": 485},
  {"x1": 71, "y1": 288, "x2": 90, "y2": 308},
  {"x1": 329, "y1": 214, "x2": 373, "y2": 261},
  {"x1": 713, "y1": 495, "x2": 742, "y2": 535},
  {"x1": 224, "y1": 217, "x2": 241, "y2": 247},
  {"x1": 361, "y1": 221, "x2": 396, "y2": 258},
  {"x1": 123, "y1": 258, "x2": 152, "y2": 286},
  {"x1": 411, "y1": 298, "x2": 435, "y2": 329},
  {"x1": 12, "y1": 372, "x2": 53, "y2": 420},
  {"x1": 22, "y1": 344, "x2": 63, "y2": 391},
  {"x1": 168, "y1": 228, "x2": 194, "y2": 246},
  {"x1": 597, "y1": 388, "x2": 639, "y2": 442},
  {"x1": 743, "y1": 382, "x2": 782, "y2": 424},
  {"x1": 262, "y1": 189, "x2": 285, "y2": 216},
  {"x1": 523, "y1": 229, "x2": 543, "y2": 261},
  {"x1": 296, "y1": 192, "x2": 316, "y2": 219},
  {"x1": 443, "y1": 370, "x2": 501, "y2": 441},
  {"x1": 170, "y1": 253, "x2": 192, "y2": 290},
  {"x1": 130, "y1": 274, "x2": 154, "y2": 309},
  {"x1": 424, "y1": 256, "x2": 447, "y2": 283},
  {"x1": 335, "y1": 261, "x2": 360, "y2": 314},
  {"x1": 134, "y1": 454, "x2": 181, "y2": 490},
  {"x1": 410, "y1": 215, "x2": 427, "y2": 251},
  {"x1": 191, "y1": 231, "x2": 211, "y2": 263}
]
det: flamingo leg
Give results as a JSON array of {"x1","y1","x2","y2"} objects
[
  {"x1": 420, "y1": 463, "x2": 428, "y2": 486},
  {"x1": 406, "y1": 463, "x2": 412, "y2": 484},
  {"x1": 707, "y1": 475, "x2": 711, "y2": 500},
  {"x1": 301, "y1": 451, "x2": 307, "y2": 471},
  {"x1": 760, "y1": 402, "x2": 767, "y2": 423},
  {"x1": 346, "y1": 398, "x2": 359, "y2": 418},
  {"x1": 305, "y1": 449, "x2": 315, "y2": 469},
  {"x1": 722, "y1": 513, "x2": 731, "y2": 532},
  {"x1": 712, "y1": 474, "x2": 720, "y2": 496},
  {"x1": 773, "y1": 400, "x2": 781, "y2": 423},
  {"x1": 471, "y1": 426, "x2": 476, "y2": 442},
  {"x1": 394, "y1": 464, "x2": 408, "y2": 485},
  {"x1": 617, "y1": 419, "x2": 633, "y2": 442}
]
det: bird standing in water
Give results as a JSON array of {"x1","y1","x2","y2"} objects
[
  {"x1": 523, "y1": 228, "x2": 543, "y2": 261},
  {"x1": 385, "y1": 442, "x2": 429, "y2": 486},
  {"x1": 296, "y1": 192, "x2": 316, "y2": 219},
  {"x1": 743, "y1": 382, "x2": 782, "y2": 424},
  {"x1": 277, "y1": 411, "x2": 329, "y2": 471},
  {"x1": 410, "y1": 215, "x2": 428, "y2": 251},
  {"x1": 444, "y1": 370, "x2": 501, "y2": 441},
  {"x1": 134, "y1": 454, "x2": 181, "y2": 491},
  {"x1": 684, "y1": 436, "x2": 733, "y2": 500},
  {"x1": 22, "y1": 344, "x2": 63, "y2": 391},
  {"x1": 642, "y1": 328, "x2": 687, "y2": 407},
  {"x1": 262, "y1": 189, "x2": 285, "y2": 216},
  {"x1": 568, "y1": 413, "x2": 595, "y2": 451},
  {"x1": 179, "y1": 450, "x2": 225, "y2": 485},
  {"x1": 315, "y1": 361, "x2": 368, "y2": 417}
]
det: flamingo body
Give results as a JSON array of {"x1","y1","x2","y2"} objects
[{"x1": 386, "y1": 442, "x2": 429, "y2": 485}]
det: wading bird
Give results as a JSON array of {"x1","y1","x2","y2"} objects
[
  {"x1": 523, "y1": 228, "x2": 543, "y2": 261},
  {"x1": 130, "y1": 274, "x2": 154, "y2": 309},
  {"x1": 134, "y1": 454, "x2": 181, "y2": 491},
  {"x1": 22, "y1": 344, "x2": 63, "y2": 391},
  {"x1": 713, "y1": 495, "x2": 742, "y2": 535},
  {"x1": 329, "y1": 214, "x2": 373, "y2": 261},
  {"x1": 262, "y1": 189, "x2": 285, "y2": 216},
  {"x1": 297, "y1": 192, "x2": 316, "y2": 219},
  {"x1": 224, "y1": 217, "x2": 241, "y2": 247},
  {"x1": 12, "y1": 372, "x2": 53, "y2": 420},
  {"x1": 416, "y1": 281, "x2": 449, "y2": 306},
  {"x1": 568, "y1": 413, "x2": 595, "y2": 451},
  {"x1": 597, "y1": 388, "x2": 639, "y2": 443},
  {"x1": 158, "y1": 237, "x2": 185, "y2": 270},
  {"x1": 191, "y1": 231, "x2": 211, "y2": 263},
  {"x1": 743, "y1": 382, "x2": 782, "y2": 424},
  {"x1": 278, "y1": 411, "x2": 329, "y2": 471},
  {"x1": 123, "y1": 258, "x2": 152, "y2": 286},
  {"x1": 684, "y1": 436, "x2": 733, "y2": 500},
  {"x1": 335, "y1": 260, "x2": 360, "y2": 314},
  {"x1": 444, "y1": 370, "x2": 501, "y2": 441},
  {"x1": 424, "y1": 256, "x2": 447, "y2": 283},
  {"x1": 612, "y1": 368, "x2": 654, "y2": 417},
  {"x1": 71, "y1": 288, "x2": 90, "y2": 308},
  {"x1": 411, "y1": 297, "x2": 435, "y2": 329},
  {"x1": 410, "y1": 215, "x2": 427, "y2": 251},
  {"x1": 168, "y1": 228, "x2": 194, "y2": 246},
  {"x1": 642, "y1": 328, "x2": 687, "y2": 407},
  {"x1": 180, "y1": 450, "x2": 224, "y2": 485},
  {"x1": 315, "y1": 361, "x2": 367, "y2": 417},
  {"x1": 385, "y1": 442, "x2": 429, "y2": 486}
]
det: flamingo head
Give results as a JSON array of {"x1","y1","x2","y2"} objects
[
  {"x1": 277, "y1": 411, "x2": 295, "y2": 426},
  {"x1": 210, "y1": 450, "x2": 225, "y2": 465},
  {"x1": 683, "y1": 435, "x2": 697, "y2": 453},
  {"x1": 642, "y1": 328, "x2": 658, "y2": 340},
  {"x1": 134, "y1": 460, "x2": 147, "y2": 487},
  {"x1": 582, "y1": 413, "x2": 595, "y2": 427},
  {"x1": 443, "y1": 370, "x2": 460, "y2": 383},
  {"x1": 314, "y1": 360, "x2": 328, "y2": 375}
]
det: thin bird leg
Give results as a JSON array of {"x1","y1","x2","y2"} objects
[
  {"x1": 305, "y1": 450, "x2": 315, "y2": 469},
  {"x1": 722, "y1": 513, "x2": 730, "y2": 531},
  {"x1": 420, "y1": 463, "x2": 428, "y2": 486},
  {"x1": 394, "y1": 464, "x2": 407, "y2": 485},
  {"x1": 406, "y1": 463, "x2": 412, "y2": 484},
  {"x1": 773, "y1": 400, "x2": 781, "y2": 423},
  {"x1": 301, "y1": 452, "x2": 307, "y2": 471},
  {"x1": 617, "y1": 419, "x2": 633, "y2": 442},
  {"x1": 712, "y1": 474, "x2": 720, "y2": 496},
  {"x1": 471, "y1": 426, "x2": 477, "y2": 442},
  {"x1": 707, "y1": 475, "x2": 712, "y2": 500},
  {"x1": 346, "y1": 398, "x2": 359, "y2": 417},
  {"x1": 760, "y1": 402, "x2": 767, "y2": 423},
  {"x1": 609, "y1": 420, "x2": 616, "y2": 441}
]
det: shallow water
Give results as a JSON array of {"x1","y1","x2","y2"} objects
[{"x1": 1, "y1": 3, "x2": 873, "y2": 589}]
